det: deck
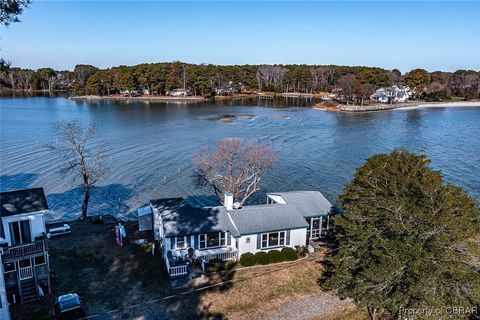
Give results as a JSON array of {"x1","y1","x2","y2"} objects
[
  {"x1": 166, "y1": 248, "x2": 238, "y2": 278},
  {"x1": 1, "y1": 240, "x2": 48, "y2": 261}
]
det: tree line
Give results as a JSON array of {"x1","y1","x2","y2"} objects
[{"x1": 1, "y1": 62, "x2": 479, "y2": 100}]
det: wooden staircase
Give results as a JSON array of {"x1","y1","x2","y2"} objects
[{"x1": 20, "y1": 278, "x2": 37, "y2": 304}]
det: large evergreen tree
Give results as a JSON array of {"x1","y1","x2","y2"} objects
[{"x1": 323, "y1": 149, "x2": 480, "y2": 320}]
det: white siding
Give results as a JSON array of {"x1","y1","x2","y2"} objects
[
  {"x1": 152, "y1": 207, "x2": 162, "y2": 241},
  {"x1": 237, "y1": 228, "x2": 308, "y2": 256},
  {"x1": 0, "y1": 252, "x2": 11, "y2": 320},
  {"x1": 138, "y1": 214, "x2": 153, "y2": 231},
  {"x1": 2, "y1": 212, "x2": 46, "y2": 246},
  {"x1": 289, "y1": 228, "x2": 308, "y2": 247},
  {"x1": 266, "y1": 194, "x2": 287, "y2": 204},
  {"x1": 237, "y1": 234, "x2": 258, "y2": 256}
]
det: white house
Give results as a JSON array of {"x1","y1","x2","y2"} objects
[
  {"x1": 0, "y1": 252, "x2": 10, "y2": 320},
  {"x1": 0, "y1": 188, "x2": 51, "y2": 304},
  {"x1": 149, "y1": 190, "x2": 332, "y2": 278},
  {"x1": 370, "y1": 85, "x2": 413, "y2": 103},
  {"x1": 168, "y1": 88, "x2": 192, "y2": 97}
]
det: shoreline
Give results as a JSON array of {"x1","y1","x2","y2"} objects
[
  {"x1": 68, "y1": 94, "x2": 209, "y2": 102},
  {"x1": 315, "y1": 101, "x2": 480, "y2": 113}
]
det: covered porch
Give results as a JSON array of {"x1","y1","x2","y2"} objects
[{"x1": 165, "y1": 246, "x2": 238, "y2": 278}]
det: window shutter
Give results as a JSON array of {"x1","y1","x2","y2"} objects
[
  {"x1": 186, "y1": 235, "x2": 191, "y2": 248},
  {"x1": 227, "y1": 232, "x2": 231, "y2": 245},
  {"x1": 170, "y1": 237, "x2": 174, "y2": 250},
  {"x1": 257, "y1": 234, "x2": 261, "y2": 249},
  {"x1": 286, "y1": 230, "x2": 291, "y2": 245},
  {"x1": 193, "y1": 235, "x2": 199, "y2": 249}
]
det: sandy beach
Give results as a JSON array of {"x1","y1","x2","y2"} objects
[
  {"x1": 395, "y1": 101, "x2": 480, "y2": 110},
  {"x1": 315, "y1": 101, "x2": 480, "y2": 113}
]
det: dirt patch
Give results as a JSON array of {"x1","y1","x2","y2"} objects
[{"x1": 198, "y1": 250, "x2": 352, "y2": 319}]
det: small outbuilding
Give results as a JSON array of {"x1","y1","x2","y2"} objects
[{"x1": 137, "y1": 206, "x2": 153, "y2": 231}]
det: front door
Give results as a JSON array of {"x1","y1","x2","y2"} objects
[
  {"x1": 310, "y1": 217, "x2": 321, "y2": 239},
  {"x1": 9, "y1": 220, "x2": 32, "y2": 245}
]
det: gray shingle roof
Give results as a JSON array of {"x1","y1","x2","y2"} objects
[
  {"x1": 150, "y1": 198, "x2": 237, "y2": 237},
  {"x1": 1, "y1": 188, "x2": 49, "y2": 217},
  {"x1": 268, "y1": 191, "x2": 332, "y2": 217},
  {"x1": 227, "y1": 203, "x2": 308, "y2": 236}
]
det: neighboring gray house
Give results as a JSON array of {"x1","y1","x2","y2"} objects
[
  {"x1": 0, "y1": 188, "x2": 51, "y2": 305},
  {"x1": 146, "y1": 190, "x2": 332, "y2": 278}
]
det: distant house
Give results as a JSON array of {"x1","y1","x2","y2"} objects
[
  {"x1": 370, "y1": 85, "x2": 413, "y2": 103},
  {"x1": 145, "y1": 190, "x2": 332, "y2": 278},
  {"x1": 168, "y1": 89, "x2": 192, "y2": 97},
  {"x1": 0, "y1": 188, "x2": 51, "y2": 305}
]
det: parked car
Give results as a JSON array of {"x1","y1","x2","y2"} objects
[{"x1": 53, "y1": 293, "x2": 86, "y2": 320}]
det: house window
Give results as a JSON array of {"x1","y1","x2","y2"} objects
[
  {"x1": 174, "y1": 236, "x2": 186, "y2": 250},
  {"x1": 9, "y1": 220, "x2": 32, "y2": 245},
  {"x1": 261, "y1": 231, "x2": 286, "y2": 249},
  {"x1": 246, "y1": 237, "x2": 251, "y2": 244},
  {"x1": 3, "y1": 262, "x2": 15, "y2": 273},
  {"x1": 199, "y1": 232, "x2": 226, "y2": 249},
  {"x1": 34, "y1": 255, "x2": 46, "y2": 266}
]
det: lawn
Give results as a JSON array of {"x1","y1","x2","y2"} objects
[
  {"x1": 11, "y1": 220, "x2": 358, "y2": 320},
  {"x1": 12, "y1": 220, "x2": 171, "y2": 320}
]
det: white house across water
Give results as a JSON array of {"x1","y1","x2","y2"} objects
[{"x1": 142, "y1": 190, "x2": 333, "y2": 278}]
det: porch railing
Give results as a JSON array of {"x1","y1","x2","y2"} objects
[
  {"x1": 165, "y1": 256, "x2": 188, "y2": 278},
  {"x1": 19, "y1": 266, "x2": 34, "y2": 280},
  {"x1": 2, "y1": 240, "x2": 47, "y2": 260},
  {"x1": 169, "y1": 264, "x2": 188, "y2": 278},
  {"x1": 201, "y1": 251, "x2": 238, "y2": 262}
]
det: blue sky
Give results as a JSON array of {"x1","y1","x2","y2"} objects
[{"x1": 1, "y1": 1, "x2": 479, "y2": 72}]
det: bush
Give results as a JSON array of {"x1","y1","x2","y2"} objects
[
  {"x1": 267, "y1": 249, "x2": 282, "y2": 263},
  {"x1": 225, "y1": 260, "x2": 237, "y2": 270},
  {"x1": 296, "y1": 245, "x2": 309, "y2": 257},
  {"x1": 281, "y1": 247, "x2": 298, "y2": 261},
  {"x1": 255, "y1": 252, "x2": 270, "y2": 265},
  {"x1": 240, "y1": 252, "x2": 256, "y2": 266},
  {"x1": 206, "y1": 259, "x2": 224, "y2": 272}
]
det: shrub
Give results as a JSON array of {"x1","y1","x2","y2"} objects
[
  {"x1": 296, "y1": 245, "x2": 309, "y2": 257},
  {"x1": 240, "y1": 252, "x2": 256, "y2": 266},
  {"x1": 281, "y1": 247, "x2": 298, "y2": 261},
  {"x1": 206, "y1": 259, "x2": 224, "y2": 272},
  {"x1": 225, "y1": 260, "x2": 237, "y2": 270},
  {"x1": 267, "y1": 249, "x2": 282, "y2": 263},
  {"x1": 255, "y1": 252, "x2": 270, "y2": 265}
]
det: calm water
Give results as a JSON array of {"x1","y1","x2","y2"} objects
[{"x1": 1, "y1": 96, "x2": 479, "y2": 221}]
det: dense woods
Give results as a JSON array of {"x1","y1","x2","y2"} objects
[{"x1": 1, "y1": 62, "x2": 479, "y2": 101}]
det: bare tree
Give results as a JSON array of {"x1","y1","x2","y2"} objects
[
  {"x1": 45, "y1": 120, "x2": 108, "y2": 220},
  {"x1": 357, "y1": 83, "x2": 375, "y2": 106},
  {"x1": 311, "y1": 67, "x2": 335, "y2": 92},
  {"x1": 193, "y1": 138, "x2": 276, "y2": 207},
  {"x1": 337, "y1": 74, "x2": 358, "y2": 105}
]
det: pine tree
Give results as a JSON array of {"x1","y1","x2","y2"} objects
[{"x1": 322, "y1": 149, "x2": 480, "y2": 320}]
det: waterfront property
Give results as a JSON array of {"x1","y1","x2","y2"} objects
[
  {"x1": 0, "y1": 188, "x2": 51, "y2": 305},
  {"x1": 370, "y1": 85, "x2": 413, "y2": 103},
  {"x1": 146, "y1": 191, "x2": 332, "y2": 278}
]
